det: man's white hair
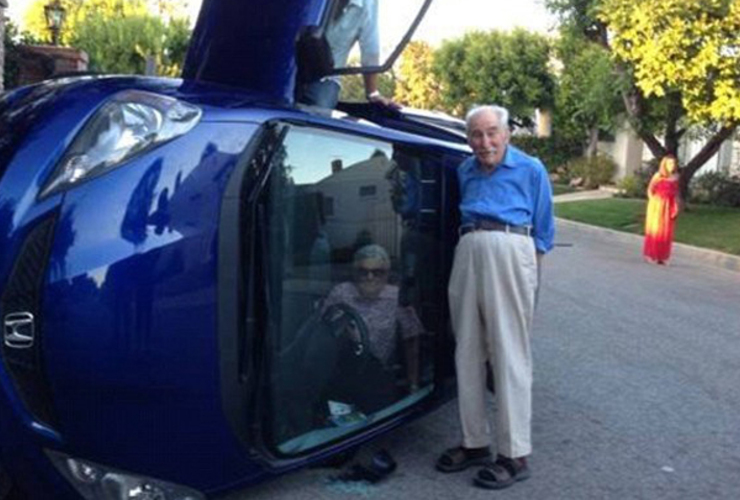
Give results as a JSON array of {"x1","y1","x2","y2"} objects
[{"x1": 465, "y1": 105, "x2": 510, "y2": 132}]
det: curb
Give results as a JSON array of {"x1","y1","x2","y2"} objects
[
  {"x1": 556, "y1": 217, "x2": 740, "y2": 274},
  {"x1": 553, "y1": 190, "x2": 614, "y2": 203}
]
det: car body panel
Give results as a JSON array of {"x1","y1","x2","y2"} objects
[
  {"x1": 43, "y1": 122, "x2": 260, "y2": 492},
  {"x1": 183, "y1": 0, "x2": 325, "y2": 103}
]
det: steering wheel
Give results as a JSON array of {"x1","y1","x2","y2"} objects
[{"x1": 321, "y1": 303, "x2": 371, "y2": 359}]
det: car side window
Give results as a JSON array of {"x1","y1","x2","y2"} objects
[{"x1": 261, "y1": 126, "x2": 443, "y2": 454}]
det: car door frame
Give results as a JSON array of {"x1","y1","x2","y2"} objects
[{"x1": 217, "y1": 114, "x2": 466, "y2": 470}]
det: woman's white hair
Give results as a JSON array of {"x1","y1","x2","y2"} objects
[
  {"x1": 465, "y1": 105, "x2": 510, "y2": 131},
  {"x1": 353, "y1": 244, "x2": 390, "y2": 268}
]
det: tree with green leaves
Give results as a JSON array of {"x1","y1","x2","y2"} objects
[
  {"x1": 547, "y1": 0, "x2": 740, "y2": 196},
  {"x1": 432, "y1": 29, "x2": 555, "y2": 124},
  {"x1": 22, "y1": 0, "x2": 190, "y2": 76},
  {"x1": 3, "y1": 19, "x2": 42, "y2": 89},
  {"x1": 338, "y1": 56, "x2": 396, "y2": 103},
  {"x1": 394, "y1": 41, "x2": 441, "y2": 110},
  {"x1": 554, "y1": 34, "x2": 624, "y2": 157}
]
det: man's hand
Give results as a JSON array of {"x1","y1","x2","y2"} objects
[
  {"x1": 368, "y1": 91, "x2": 402, "y2": 109},
  {"x1": 364, "y1": 73, "x2": 402, "y2": 109}
]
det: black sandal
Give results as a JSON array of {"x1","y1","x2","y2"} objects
[
  {"x1": 473, "y1": 455, "x2": 531, "y2": 490},
  {"x1": 435, "y1": 446, "x2": 491, "y2": 473}
]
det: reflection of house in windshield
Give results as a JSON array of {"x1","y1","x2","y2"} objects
[{"x1": 307, "y1": 150, "x2": 399, "y2": 261}]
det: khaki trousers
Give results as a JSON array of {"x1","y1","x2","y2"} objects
[{"x1": 448, "y1": 230, "x2": 538, "y2": 458}]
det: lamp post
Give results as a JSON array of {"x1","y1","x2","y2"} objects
[{"x1": 44, "y1": 0, "x2": 67, "y2": 46}]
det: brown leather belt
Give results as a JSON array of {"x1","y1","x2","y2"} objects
[{"x1": 460, "y1": 220, "x2": 532, "y2": 237}]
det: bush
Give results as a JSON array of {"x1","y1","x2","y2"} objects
[
  {"x1": 511, "y1": 135, "x2": 583, "y2": 173},
  {"x1": 616, "y1": 167, "x2": 652, "y2": 199},
  {"x1": 565, "y1": 155, "x2": 617, "y2": 189},
  {"x1": 689, "y1": 171, "x2": 740, "y2": 207},
  {"x1": 3, "y1": 21, "x2": 43, "y2": 90}
]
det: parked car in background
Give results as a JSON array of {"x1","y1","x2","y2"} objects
[{"x1": 0, "y1": 0, "x2": 473, "y2": 498}]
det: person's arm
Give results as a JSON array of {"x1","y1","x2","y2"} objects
[
  {"x1": 397, "y1": 305, "x2": 422, "y2": 390},
  {"x1": 535, "y1": 252, "x2": 543, "y2": 308},
  {"x1": 671, "y1": 175, "x2": 682, "y2": 219},
  {"x1": 403, "y1": 336, "x2": 420, "y2": 391},
  {"x1": 646, "y1": 174, "x2": 659, "y2": 199},
  {"x1": 364, "y1": 73, "x2": 401, "y2": 108},
  {"x1": 358, "y1": 0, "x2": 400, "y2": 109},
  {"x1": 532, "y1": 161, "x2": 555, "y2": 255},
  {"x1": 531, "y1": 162, "x2": 553, "y2": 309}
]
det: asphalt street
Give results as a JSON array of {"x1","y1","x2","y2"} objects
[{"x1": 227, "y1": 220, "x2": 740, "y2": 500}]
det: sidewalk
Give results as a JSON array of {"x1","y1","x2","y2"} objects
[
  {"x1": 553, "y1": 187, "x2": 617, "y2": 203},
  {"x1": 553, "y1": 188, "x2": 740, "y2": 274}
]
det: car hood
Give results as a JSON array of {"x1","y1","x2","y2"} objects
[{"x1": 182, "y1": 0, "x2": 325, "y2": 104}]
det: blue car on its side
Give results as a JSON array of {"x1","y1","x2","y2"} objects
[{"x1": 0, "y1": 0, "x2": 472, "y2": 498}]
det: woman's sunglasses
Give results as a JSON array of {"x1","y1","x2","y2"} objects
[{"x1": 356, "y1": 267, "x2": 389, "y2": 279}]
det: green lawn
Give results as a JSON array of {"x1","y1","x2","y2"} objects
[
  {"x1": 552, "y1": 184, "x2": 576, "y2": 196},
  {"x1": 555, "y1": 198, "x2": 740, "y2": 256}
]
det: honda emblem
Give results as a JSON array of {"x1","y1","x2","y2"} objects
[{"x1": 4, "y1": 312, "x2": 35, "y2": 349}]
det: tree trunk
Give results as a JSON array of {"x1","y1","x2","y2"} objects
[
  {"x1": 662, "y1": 92, "x2": 684, "y2": 155},
  {"x1": 621, "y1": 88, "x2": 666, "y2": 159},
  {"x1": 679, "y1": 125, "x2": 738, "y2": 199},
  {"x1": 587, "y1": 19, "x2": 735, "y2": 203},
  {"x1": 586, "y1": 126, "x2": 599, "y2": 158},
  {"x1": 620, "y1": 81, "x2": 737, "y2": 201}
]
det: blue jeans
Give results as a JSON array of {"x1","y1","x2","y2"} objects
[{"x1": 297, "y1": 79, "x2": 341, "y2": 109}]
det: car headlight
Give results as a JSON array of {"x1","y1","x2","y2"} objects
[
  {"x1": 39, "y1": 90, "x2": 202, "y2": 198},
  {"x1": 47, "y1": 450, "x2": 205, "y2": 500}
]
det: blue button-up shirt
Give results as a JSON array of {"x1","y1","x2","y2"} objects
[{"x1": 457, "y1": 145, "x2": 555, "y2": 254}]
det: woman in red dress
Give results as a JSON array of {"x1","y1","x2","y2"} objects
[{"x1": 643, "y1": 155, "x2": 681, "y2": 265}]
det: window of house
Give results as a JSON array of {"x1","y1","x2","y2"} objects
[
  {"x1": 359, "y1": 185, "x2": 377, "y2": 197},
  {"x1": 324, "y1": 196, "x2": 335, "y2": 216}
]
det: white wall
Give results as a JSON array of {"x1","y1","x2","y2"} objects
[
  {"x1": 598, "y1": 121, "x2": 645, "y2": 179},
  {"x1": 315, "y1": 155, "x2": 400, "y2": 256},
  {"x1": 603, "y1": 121, "x2": 739, "y2": 180}
]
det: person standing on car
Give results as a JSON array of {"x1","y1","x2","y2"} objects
[
  {"x1": 298, "y1": 0, "x2": 397, "y2": 109},
  {"x1": 435, "y1": 105, "x2": 554, "y2": 490}
]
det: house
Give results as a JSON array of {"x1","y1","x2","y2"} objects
[{"x1": 310, "y1": 152, "x2": 400, "y2": 257}]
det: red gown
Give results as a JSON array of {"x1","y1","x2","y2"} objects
[{"x1": 643, "y1": 174, "x2": 679, "y2": 263}]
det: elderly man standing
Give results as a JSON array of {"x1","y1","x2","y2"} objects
[{"x1": 435, "y1": 105, "x2": 554, "y2": 490}]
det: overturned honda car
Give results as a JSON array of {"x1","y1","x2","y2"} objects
[{"x1": 0, "y1": 0, "x2": 473, "y2": 498}]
